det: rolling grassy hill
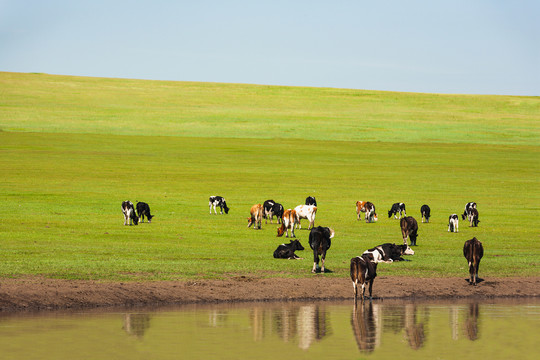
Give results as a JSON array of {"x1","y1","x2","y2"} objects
[{"x1": 1, "y1": 72, "x2": 539, "y2": 280}]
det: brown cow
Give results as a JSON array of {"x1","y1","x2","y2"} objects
[
  {"x1": 356, "y1": 201, "x2": 367, "y2": 220},
  {"x1": 247, "y1": 204, "x2": 263, "y2": 230},
  {"x1": 277, "y1": 209, "x2": 297, "y2": 237},
  {"x1": 400, "y1": 216, "x2": 418, "y2": 246},
  {"x1": 350, "y1": 253, "x2": 378, "y2": 303},
  {"x1": 463, "y1": 237, "x2": 483, "y2": 285}
]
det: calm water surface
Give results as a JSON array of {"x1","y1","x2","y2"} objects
[{"x1": 0, "y1": 299, "x2": 538, "y2": 359}]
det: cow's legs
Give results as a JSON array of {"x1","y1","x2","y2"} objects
[
  {"x1": 353, "y1": 280, "x2": 358, "y2": 302},
  {"x1": 361, "y1": 284, "x2": 366, "y2": 304},
  {"x1": 321, "y1": 257, "x2": 325, "y2": 273},
  {"x1": 312, "y1": 262, "x2": 317, "y2": 273}
]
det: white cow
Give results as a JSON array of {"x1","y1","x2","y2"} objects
[{"x1": 294, "y1": 205, "x2": 317, "y2": 229}]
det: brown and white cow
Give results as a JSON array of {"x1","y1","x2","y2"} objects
[
  {"x1": 294, "y1": 205, "x2": 317, "y2": 229},
  {"x1": 463, "y1": 237, "x2": 483, "y2": 285},
  {"x1": 356, "y1": 201, "x2": 367, "y2": 220},
  {"x1": 400, "y1": 216, "x2": 418, "y2": 246},
  {"x1": 247, "y1": 204, "x2": 263, "y2": 229},
  {"x1": 277, "y1": 209, "x2": 298, "y2": 238},
  {"x1": 350, "y1": 253, "x2": 378, "y2": 303}
]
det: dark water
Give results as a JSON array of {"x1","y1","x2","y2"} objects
[{"x1": 0, "y1": 299, "x2": 538, "y2": 359}]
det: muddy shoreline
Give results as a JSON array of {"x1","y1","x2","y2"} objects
[{"x1": 1, "y1": 276, "x2": 539, "y2": 312}]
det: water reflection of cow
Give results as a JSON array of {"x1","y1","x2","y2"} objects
[
  {"x1": 250, "y1": 305, "x2": 331, "y2": 349},
  {"x1": 123, "y1": 313, "x2": 151, "y2": 338},
  {"x1": 464, "y1": 303, "x2": 480, "y2": 341},
  {"x1": 351, "y1": 302, "x2": 381, "y2": 353}
]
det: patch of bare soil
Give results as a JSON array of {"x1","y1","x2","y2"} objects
[{"x1": 0, "y1": 276, "x2": 538, "y2": 312}]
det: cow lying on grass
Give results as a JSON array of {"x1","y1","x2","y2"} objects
[
  {"x1": 273, "y1": 239, "x2": 305, "y2": 259},
  {"x1": 363, "y1": 243, "x2": 415, "y2": 263}
]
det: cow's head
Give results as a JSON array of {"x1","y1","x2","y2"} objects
[
  {"x1": 223, "y1": 204, "x2": 230, "y2": 214},
  {"x1": 388, "y1": 210, "x2": 393, "y2": 218},
  {"x1": 132, "y1": 215, "x2": 139, "y2": 225},
  {"x1": 290, "y1": 239, "x2": 304, "y2": 251},
  {"x1": 402, "y1": 245, "x2": 415, "y2": 255},
  {"x1": 373, "y1": 213, "x2": 378, "y2": 222}
]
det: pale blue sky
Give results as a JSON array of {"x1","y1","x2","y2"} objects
[{"x1": 1, "y1": 0, "x2": 538, "y2": 95}]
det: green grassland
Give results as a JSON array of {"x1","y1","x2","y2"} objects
[{"x1": 1, "y1": 72, "x2": 539, "y2": 281}]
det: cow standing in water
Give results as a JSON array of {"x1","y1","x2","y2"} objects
[{"x1": 350, "y1": 254, "x2": 378, "y2": 303}]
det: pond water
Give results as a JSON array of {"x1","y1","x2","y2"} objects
[{"x1": 0, "y1": 299, "x2": 538, "y2": 360}]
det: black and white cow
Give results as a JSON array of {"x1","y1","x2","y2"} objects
[
  {"x1": 136, "y1": 202, "x2": 154, "y2": 223},
  {"x1": 388, "y1": 203, "x2": 406, "y2": 219},
  {"x1": 420, "y1": 204, "x2": 431, "y2": 223},
  {"x1": 468, "y1": 208, "x2": 479, "y2": 227},
  {"x1": 263, "y1": 200, "x2": 284, "y2": 224},
  {"x1": 305, "y1": 196, "x2": 317, "y2": 206},
  {"x1": 209, "y1": 196, "x2": 229, "y2": 215},
  {"x1": 122, "y1": 200, "x2": 139, "y2": 226},
  {"x1": 350, "y1": 254, "x2": 378, "y2": 303},
  {"x1": 273, "y1": 239, "x2": 305, "y2": 259},
  {"x1": 400, "y1": 216, "x2": 418, "y2": 246},
  {"x1": 462, "y1": 202, "x2": 477, "y2": 220},
  {"x1": 448, "y1": 214, "x2": 459, "y2": 233},
  {"x1": 308, "y1": 226, "x2": 334, "y2": 273},
  {"x1": 363, "y1": 243, "x2": 415, "y2": 263},
  {"x1": 463, "y1": 237, "x2": 483, "y2": 285},
  {"x1": 364, "y1": 202, "x2": 378, "y2": 223}
]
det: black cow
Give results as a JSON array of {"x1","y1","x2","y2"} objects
[
  {"x1": 136, "y1": 202, "x2": 154, "y2": 223},
  {"x1": 350, "y1": 254, "x2": 378, "y2": 303},
  {"x1": 305, "y1": 196, "x2": 317, "y2": 206},
  {"x1": 209, "y1": 196, "x2": 229, "y2": 214},
  {"x1": 273, "y1": 239, "x2": 305, "y2": 259},
  {"x1": 363, "y1": 243, "x2": 415, "y2": 263},
  {"x1": 122, "y1": 200, "x2": 139, "y2": 226},
  {"x1": 400, "y1": 217, "x2": 418, "y2": 246},
  {"x1": 364, "y1": 202, "x2": 377, "y2": 223},
  {"x1": 462, "y1": 202, "x2": 477, "y2": 220},
  {"x1": 308, "y1": 226, "x2": 334, "y2": 273},
  {"x1": 468, "y1": 208, "x2": 480, "y2": 227},
  {"x1": 463, "y1": 237, "x2": 484, "y2": 285},
  {"x1": 388, "y1": 202, "x2": 406, "y2": 219},
  {"x1": 448, "y1": 214, "x2": 459, "y2": 233},
  {"x1": 263, "y1": 200, "x2": 284, "y2": 224},
  {"x1": 420, "y1": 204, "x2": 431, "y2": 223}
]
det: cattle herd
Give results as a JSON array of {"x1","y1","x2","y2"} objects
[{"x1": 121, "y1": 196, "x2": 484, "y2": 303}]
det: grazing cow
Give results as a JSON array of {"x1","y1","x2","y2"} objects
[
  {"x1": 468, "y1": 208, "x2": 480, "y2": 227},
  {"x1": 308, "y1": 226, "x2": 334, "y2": 273},
  {"x1": 294, "y1": 205, "x2": 317, "y2": 229},
  {"x1": 305, "y1": 196, "x2": 317, "y2": 206},
  {"x1": 462, "y1": 202, "x2": 477, "y2": 220},
  {"x1": 388, "y1": 202, "x2": 406, "y2": 219},
  {"x1": 122, "y1": 200, "x2": 139, "y2": 226},
  {"x1": 273, "y1": 239, "x2": 305, "y2": 259},
  {"x1": 263, "y1": 200, "x2": 284, "y2": 224},
  {"x1": 209, "y1": 196, "x2": 230, "y2": 215},
  {"x1": 247, "y1": 204, "x2": 263, "y2": 229},
  {"x1": 356, "y1": 201, "x2": 367, "y2": 220},
  {"x1": 463, "y1": 237, "x2": 483, "y2": 285},
  {"x1": 400, "y1": 216, "x2": 418, "y2": 246},
  {"x1": 364, "y1": 202, "x2": 378, "y2": 223},
  {"x1": 448, "y1": 214, "x2": 459, "y2": 233},
  {"x1": 350, "y1": 254, "x2": 378, "y2": 303},
  {"x1": 277, "y1": 209, "x2": 298, "y2": 238},
  {"x1": 363, "y1": 243, "x2": 415, "y2": 263},
  {"x1": 136, "y1": 202, "x2": 154, "y2": 223},
  {"x1": 420, "y1": 204, "x2": 431, "y2": 223}
]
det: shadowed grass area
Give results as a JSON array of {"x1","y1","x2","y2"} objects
[{"x1": 0, "y1": 72, "x2": 538, "y2": 280}]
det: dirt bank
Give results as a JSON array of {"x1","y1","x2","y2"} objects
[{"x1": 1, "y1": 276, "x2": 539, "y2": 312}]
